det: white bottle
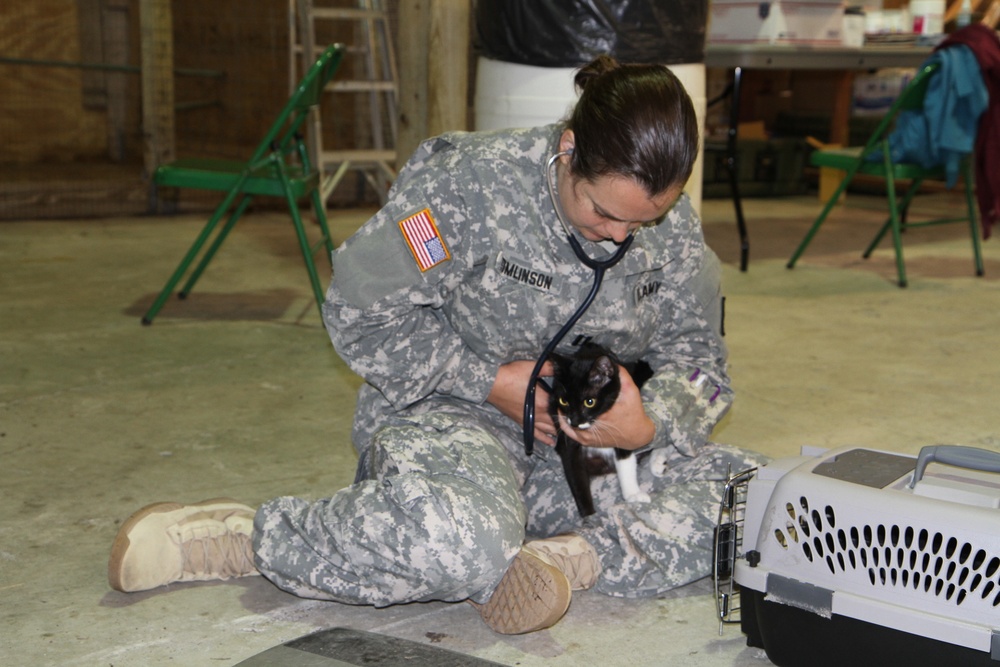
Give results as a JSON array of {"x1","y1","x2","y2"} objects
[{"x1": 957, "y1": 0, "x2": 973, "y2": 27}]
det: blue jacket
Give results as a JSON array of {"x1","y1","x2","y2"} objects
[{"x1": 879, "y1": 45, "x2": 988, "y2": 187}]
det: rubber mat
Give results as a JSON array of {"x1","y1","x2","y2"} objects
[{"x1": 233, "y1": 627, "x2": 506, "y2": 666}]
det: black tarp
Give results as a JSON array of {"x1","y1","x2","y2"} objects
[{"x1": 475, "y1": 0, "x2": 707, "y2": 67}]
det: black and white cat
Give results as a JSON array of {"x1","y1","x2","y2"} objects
[{"x1": 548, "y1": 343, "x2": 654, "y2": 517}]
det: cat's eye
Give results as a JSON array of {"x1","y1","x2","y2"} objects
[
  {"x1": 558, "y1": 397, "x2": 569, "y2": 407},
  {"x1": 584, "y1": 398, "x2": 596, "y2": 408}
]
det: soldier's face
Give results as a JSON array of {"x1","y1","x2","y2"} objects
[{"x1": 561, "y1": 172, "x2": 681, "y2": 244}]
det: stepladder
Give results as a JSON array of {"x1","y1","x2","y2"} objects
[{"x1": 290, "y1": 0, "x2": 398, "y2": 205}]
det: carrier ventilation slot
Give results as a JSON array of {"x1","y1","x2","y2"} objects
[{"x1": 771, "y1": 495, "x2": 1000, "y2": 608}]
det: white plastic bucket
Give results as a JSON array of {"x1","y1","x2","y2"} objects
[{"x1": 474, "y1": 57, "x2": 707, "y2": 215}]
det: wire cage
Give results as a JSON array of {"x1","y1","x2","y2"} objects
[
  {"x1": 714, "y1": 465, "x2": 757, "y2": 633},
  {"x1": 0, "y1": 0, "x2": 398, "y2": 221}
]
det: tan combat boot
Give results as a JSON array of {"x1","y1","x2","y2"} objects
[
  {"x1": 472, "y1": 547, "x2": 572, "y2": 635},
  {"x1": 524, "y1": 533, "x2": 602, "y2": 591},
  {"x1": 108, "y1": 498, "x2": 259, "y2": 593}
]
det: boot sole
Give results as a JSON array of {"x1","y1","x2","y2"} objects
[
  {"x1": 108, "y1": 497, "x2": 246, "y2": 592},
  {"x1": 472, "y1": 548, "x2": 572, "y2": 635}
]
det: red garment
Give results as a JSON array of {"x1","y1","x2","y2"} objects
[{"x1": 937, "y1": 25, "x2": 1000, "y2": 239}]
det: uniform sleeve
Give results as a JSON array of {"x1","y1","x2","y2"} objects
[
  {"x1": 638, "y1": 203, "x2": 732, "y2": 462},
  {"x1": 321, "y1": 149, "x2": 498, "y2": 410}
]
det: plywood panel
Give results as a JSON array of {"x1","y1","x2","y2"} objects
[{"x1": 0, "y1": 3, "x2": 110, "y2": 163}]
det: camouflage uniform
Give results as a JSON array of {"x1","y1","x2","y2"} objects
[{"x1": 252, "y1": 125, "x2": 767, "y2": 606}]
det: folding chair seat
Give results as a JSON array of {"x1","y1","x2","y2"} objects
[
  {"x1": 787, "y1": 57, "x2": 985, "y2": 288},
  {"x1": 142, "y1": 44, "x2": 345, "y2": 324}
]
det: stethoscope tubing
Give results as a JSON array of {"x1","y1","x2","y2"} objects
[
  {"x1": 522, "y1": 151, "x2": 634, "y2": 455},
  {"x1": 521, "y1": 237, "x2": 631, "y2": 455}
]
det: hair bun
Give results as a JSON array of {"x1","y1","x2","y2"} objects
[{"x1": 573, "y1": 55, "x2": 620, "y2": 92}]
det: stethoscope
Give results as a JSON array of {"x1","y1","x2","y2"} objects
[{"x1": 522, "y1": 151, "x2": 635, "y2": 456}]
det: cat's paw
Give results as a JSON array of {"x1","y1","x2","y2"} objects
[
  {"x1": 649, "y1": 449, "x2": 671, "y2": 478},
  {"x1": 623, "y1": 490, "x2": 652, "y2": 504}
]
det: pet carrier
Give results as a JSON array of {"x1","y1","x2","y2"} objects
[{"x1": 714, "y1": 444, "x2": 1000, "y2": 666}]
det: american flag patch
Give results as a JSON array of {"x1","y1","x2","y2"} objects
[{"x1": 398, "y1": 208, "x2": 450, "y2": 272}]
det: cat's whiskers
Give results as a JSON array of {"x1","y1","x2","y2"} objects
[
  {"x1": 558, "y1": 413, "x2": 627, "y2": 447},
  {"x1": 586, "y1": 420, "x2": 625, "y2": 447}
]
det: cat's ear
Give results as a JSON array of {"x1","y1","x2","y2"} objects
[{"x1": 590, "y1": 356, "x2": 616, "y2": 387}]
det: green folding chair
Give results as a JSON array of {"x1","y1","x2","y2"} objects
[
  {"x1": 143, "y1": 44, "x2": 345, "y2": 324},
  {"x1": 786, "y1": 62, "x2": 984, "y2": 288}
]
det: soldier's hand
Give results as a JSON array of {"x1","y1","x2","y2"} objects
[
  {"x1": 558, "y1": 364, "x2": 654, "y2": 451},
  {"x1": 487, "y1": 360, "x2": 558, "y2": 446}
]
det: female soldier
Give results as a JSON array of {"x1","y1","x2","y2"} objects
[{"x1": 109, "y1": 55, "x2": 766, "y2": 635}]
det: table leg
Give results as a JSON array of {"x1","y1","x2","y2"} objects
[
  {"x1": 724, "y1": 66, "x2": 750, "y2": 271},
  {"x1": 829, "y1": 70, "x2": 856, "y2": 146}
]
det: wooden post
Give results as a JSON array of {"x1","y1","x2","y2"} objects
[
  {"x1": 78, "y1": 0, "x2": 107, "y2": 109},
  {"x1": 139, "y1": 0, "x2": 174, "y2": 192},
  {"x1": 396, "y1": 1, "x2": 430, "y2": 166},
  {"x1": 103, "y1": 0, "x2": 130, "y2": 163},
  {"x1": 828, "y1": 71, "x2": 855, "y2": 147},
  {"x1": 397, "y1": 0, "x2": 470, "y2": 167},
  {"x1": 428, "y1": 0, "x2": 470, "y2": 137}
]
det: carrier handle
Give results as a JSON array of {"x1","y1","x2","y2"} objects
[{"x1": 909, "y1": 445, "x2": 1000, "y2": 488}]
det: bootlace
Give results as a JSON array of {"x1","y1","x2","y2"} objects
[{"x1": 179, "y1": 523, "x2": 255, "y2": 578}]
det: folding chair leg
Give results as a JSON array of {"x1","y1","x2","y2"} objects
[
  {"x1": 787, "y1": 170, "x2": 856, "y2": 269},
  {"x1": 863, "y1": 178, "x2": 922, "y2": 259},
  {"x1": 310, "y1": 189, "x2": 335, "y2": 257},
  {"x1": 180, "y1": 195, "x2": 253, "y2": 297},
  {"x1": 142, "y1": 190, "x2": 247, "y2": 325},
  {"x1": 276, "y1": 166, "x2": 327, "y2": 317},
  {"x1": 964, "y1": 166, "x2": 984, "y2": 277},
  {"x1": 864, "y1": 218, "x2": 893, "y2": 258},
  {"x1": 288, "y1": 203, "x2": 327, "y2": 316},
  {"x1": 882, "y1": 160, "x2": 907, "y2": 288}
]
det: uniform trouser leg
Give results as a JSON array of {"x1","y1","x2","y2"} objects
[
  {"x1": 523, "y1": 442, "x2": 767, "y2": 598},
  {"x1": 252, "y1": 411, "x2": 527, "y2": 606}
]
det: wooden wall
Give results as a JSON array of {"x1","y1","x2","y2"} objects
[
  {"x1": 0, "y1": 2, "x2": 352, "y2": 166},
  {"x1": 0, "y1": 0, "x2": 472, "y2": 219},
  {"x1": 1, "y1": 2, "x2": 142, "y2": 165},
  {"x1": 0, "y1": 1, "x2": 351, "y2": 218}
]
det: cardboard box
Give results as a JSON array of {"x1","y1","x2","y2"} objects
[{"x1": 709, "y1": 0, "x2": 846, "y2": 45}]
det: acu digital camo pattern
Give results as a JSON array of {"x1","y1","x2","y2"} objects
[{"x1": 252, "y1": 124, "x2": 768, "y2": 606}]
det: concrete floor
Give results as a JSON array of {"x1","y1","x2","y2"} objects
[{"x1": 3, "y1": 192, "x2": 999, "y2": 666}]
